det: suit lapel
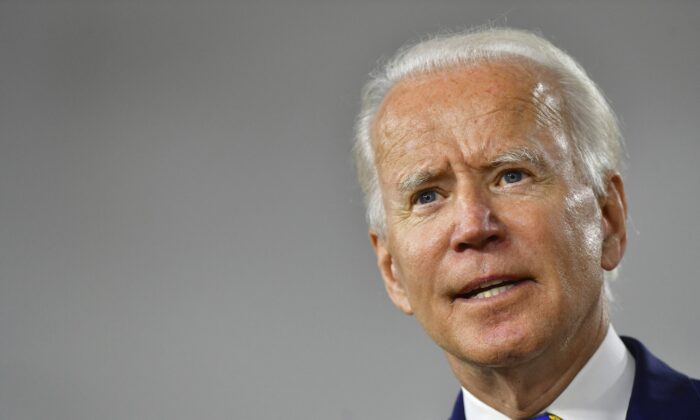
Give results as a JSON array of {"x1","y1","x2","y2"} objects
[
  {"x1": 448, "y1": 390, "x2": 466, "y2": 420},
  {"x1": 622, "y1": 336, "x2": 700, "y2": 419}
]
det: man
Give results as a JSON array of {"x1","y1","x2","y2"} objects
[{"x1": 353, "y1": 28, "x2": 700, "y2": 419}]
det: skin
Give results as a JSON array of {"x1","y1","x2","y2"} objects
[{"x1": 368, "y1": 60, "x2": 627, "y2": 418}]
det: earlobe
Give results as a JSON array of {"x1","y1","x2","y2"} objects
[
  {"x1": 600, "y1": 174, "x2": 628, "y2": 271},
  {"x1": 369, "y1": 230, "x2": 414, "y2": 315}
]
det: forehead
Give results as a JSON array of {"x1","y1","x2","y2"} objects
[{"x1": 372, "y1": 60, "x2": 564, "y2": 162}]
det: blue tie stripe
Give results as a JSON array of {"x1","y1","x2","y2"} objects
[{"x1": 528, "y1": 414, "x2": 563, "y2": 420}]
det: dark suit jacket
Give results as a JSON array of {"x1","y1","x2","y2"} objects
[{"x1": 448, "y1": 336, "x2": 700, "y2": 419}]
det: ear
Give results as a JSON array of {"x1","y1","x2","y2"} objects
[
  {"x1": 369, "y1": 230, "x2": 414, "y2": 315},
  {"x1": 599, "y1": 174, "x2": 628, "y2": 271}
]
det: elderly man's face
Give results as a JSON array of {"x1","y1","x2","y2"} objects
[{"x1": 370, "y1": 62, "x2": 626, "y2": 367}]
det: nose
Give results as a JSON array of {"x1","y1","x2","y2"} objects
[{"x1": 449, "y1": 189, "x2": 504, "y2": 252}]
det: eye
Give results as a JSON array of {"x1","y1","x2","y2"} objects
[
  {"x1": 500, "y1": 170, "x2": 525, "y2": 184},
  {"x1": 416, "y1": 190, "x2": 438, "y2": 205}
]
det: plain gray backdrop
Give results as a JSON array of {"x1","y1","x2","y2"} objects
[{"x1": 1, "y1": 1, "x2": 698, "y2": 419}]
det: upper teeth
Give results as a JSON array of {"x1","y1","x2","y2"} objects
[
  {"x1": 472, "y1": 282, "x2": 515, "y2": 299},
  {"x1": 473, "y1": 284, "x2": 514, "y2": 299},
  {"x1": 476, "y1": 279, "x2": 507, "y2": 290}
]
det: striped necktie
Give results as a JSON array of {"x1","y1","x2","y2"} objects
[{"x1": 528, "y1": 414, "x2": 563, "y2": 420}]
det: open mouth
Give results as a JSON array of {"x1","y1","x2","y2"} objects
[{"x1": 456, "y1": 278, "x2": 528, "y2": 300}]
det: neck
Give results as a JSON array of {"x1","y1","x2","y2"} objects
[{"x1": 447, "y1": 301, "x2": 609, "y2": 419}]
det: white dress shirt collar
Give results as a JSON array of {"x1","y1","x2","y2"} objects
[{"x1": 461, "y1": 325, "x2": 635, "y2": 419}]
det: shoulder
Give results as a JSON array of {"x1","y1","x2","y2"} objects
[{"x1": 621, "y1": 336, "x2": 700, "y2": 419}]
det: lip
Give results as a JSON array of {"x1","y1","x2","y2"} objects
[{"x1": 453, "y1": 274, "x2": 533, "y2": 301}]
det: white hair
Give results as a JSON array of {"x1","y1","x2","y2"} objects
[{"x1": 353, "y1": 27, "x2": 624, "y2": 237}]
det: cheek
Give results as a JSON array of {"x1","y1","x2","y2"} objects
[
  {"x1": 508, "y1": 193, "x2": 603, "y2": 284},
  {"x1": 562, "y1": 191, "x2": 604, "y2": 263},
  {"x1": 499, "y1": 202, "x2": 561, "y2": 266},
  {"x1": 525, "y1": 188, "x2": 603, "y2": 260},
  {"x1": 391, "y1": 219, "x2": 451, "y2": 301},
  {"x1": 553, "y1": 192, "x2": 606, "y2": 300}
]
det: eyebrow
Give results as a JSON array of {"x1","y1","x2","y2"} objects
[
  {"x1": 398, "y1": 170, "x2": 436, "y2": 193},
  {"x1": 489, "y1": 146, "x2": 548, "y2": 170}
]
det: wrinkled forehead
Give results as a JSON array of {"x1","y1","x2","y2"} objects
[{"x1": 372, "y1": 59, "x2": 566, "y2": 156}]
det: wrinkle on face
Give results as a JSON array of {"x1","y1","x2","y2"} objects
[
  {"x1": 531, "y1": 81, "x2": 568, "y2": 153},
  {"x1": 372, "y1": 69, "x2": 573, "y2": 239},
  {"x1": 373, "y1": 60, "x2": 568, "y2": 180}
]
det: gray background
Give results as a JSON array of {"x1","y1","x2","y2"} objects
[{"x1": 1, "y1": 1, "x2": 698, "y2": 419}]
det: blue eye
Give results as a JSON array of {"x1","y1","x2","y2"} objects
[
  {"x1": 417, "y1": 190, "x2": 438, "y2": 204},
  {"x1": 502, "y1": 170, "x2": 524, "y2": 184}
]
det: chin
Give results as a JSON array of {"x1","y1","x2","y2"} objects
[{"x1": 446, "y1": 324, "x2": 549, "y2": 368}]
